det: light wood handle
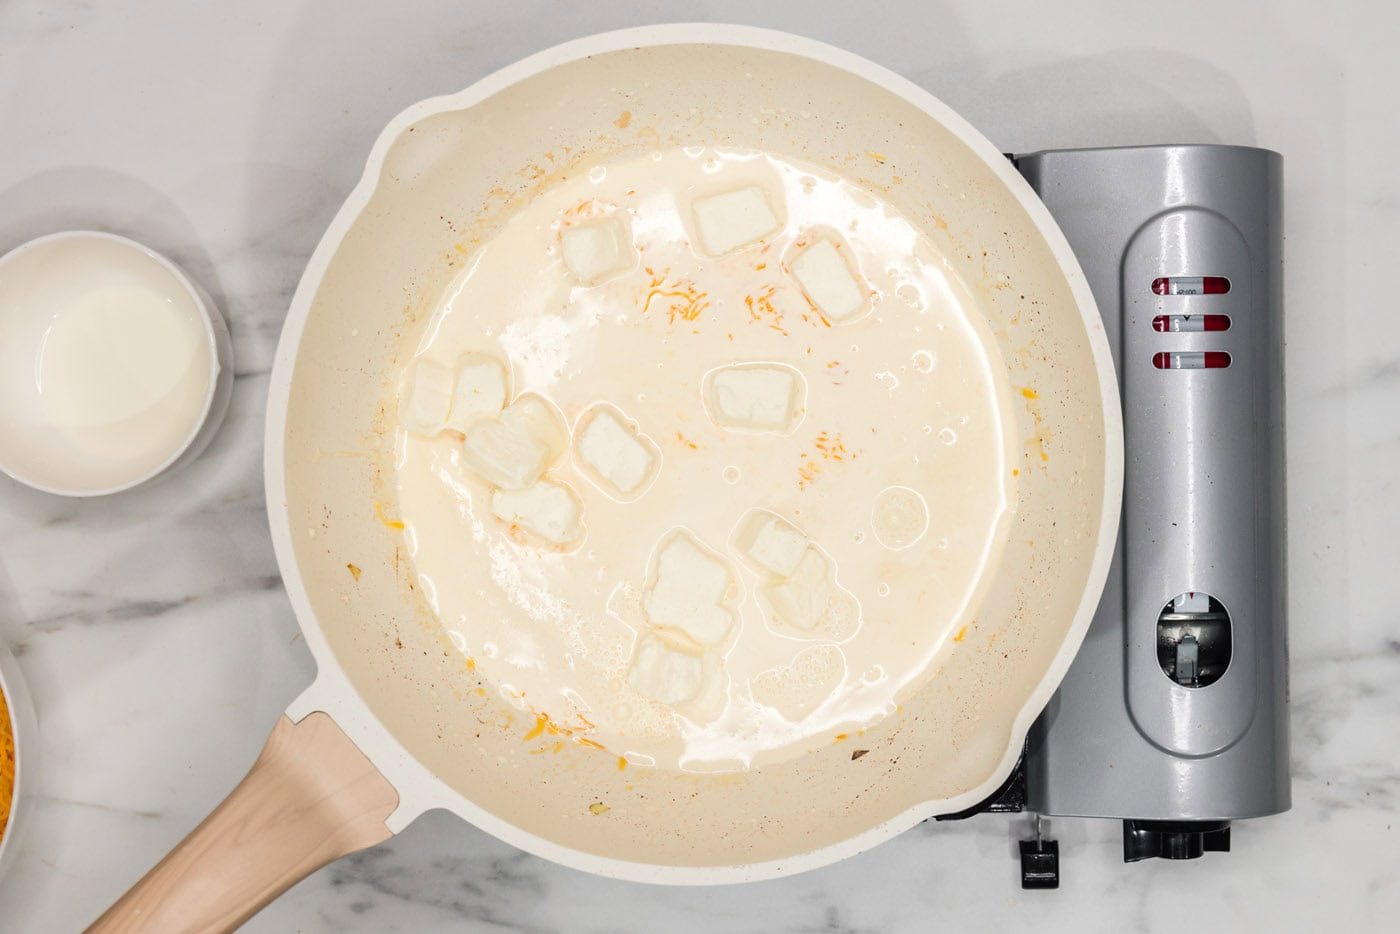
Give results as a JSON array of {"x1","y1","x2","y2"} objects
[{"x1": 87, "y1": 711, "x2": 399, "y2": 933}]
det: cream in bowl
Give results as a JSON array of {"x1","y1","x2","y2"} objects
[{"x1": 0, "y1": 231, "x2": 232, "y2": 496}]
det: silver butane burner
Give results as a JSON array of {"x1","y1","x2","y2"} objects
[{"x1": 942, "y1": 145, "x2": 1289, "y2": 887}]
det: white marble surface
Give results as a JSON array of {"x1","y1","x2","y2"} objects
[{"x1": 1, "y1": 1, "x2": 1396, "y2": 930}]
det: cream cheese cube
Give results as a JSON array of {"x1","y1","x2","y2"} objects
[
  {"x1": 499, "y1": 394, "x2": 568, "y2": 467},
  {"x1": 692, "y1": 186, "x2": 780, "y2": 255},
  {"x1": 643, "y1": 533, "x2": 734, "y2": 646},
  {"x1": 461, "y1": 419, "x2": 549, "y2": 490},
  {"x1": 790, "y1": 238, "x2": 867, "y2": 323},
  {"x1": 561, "y1": 218, "x2": 633, "y2": 284},
  {"x1": 644, "y1": 597, "x2": 732, "y2": 648},
  {"x1": 576, "y1": 407, "x2": 656, "y2": 497},
  {"x1": 652, "y1": 533, "x2": 731, "y2": 605},
  {"x1": 400, "y1": 359, "x2": 454, "y2": 437},
  {"x1": 707, "y1": 364, "x2": 801, "y2": 433},
  {"x1": 627, "y1": 633, "x2": 704, "y2": 706},
  {"x1": 742, "y1": 514, "x2": 809, "y2": 579},
  {"x1": 765, "y1": 548, "x2": 831, "y2": 632},
  {"x1": 445, "y1": 354, "x2": 508, "y2": 433},
  {"x1": 490, "y1": 480, "x2": 582, "y2": 545}
]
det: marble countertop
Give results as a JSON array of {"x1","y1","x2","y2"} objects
[{"x1": 1, "y1": 1, "x2": 1396, "y2": 930}]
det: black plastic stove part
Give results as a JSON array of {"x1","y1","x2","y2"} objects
[
  {"x1": 1123, "y1": 820, "x2": 1231, "y2": 862},
  {"x1": 932, "y1": 750, "x2": 1063, "y2": 888},
  {"x1": 1019, "y1": 838, "x2": 1060, "y2": 889}
]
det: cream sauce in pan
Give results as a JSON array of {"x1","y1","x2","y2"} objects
[{"x1": 394, "y1": 147, "x2": 1015, "y2": 771}]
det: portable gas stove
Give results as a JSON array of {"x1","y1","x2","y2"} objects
[{"x1": 942, "y1": 144, "x2": 1289, "y2": 887}]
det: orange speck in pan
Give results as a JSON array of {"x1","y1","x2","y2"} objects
[
  {"x1": 374, "y1": 501, "x2": 405, "y2": 530},
  {"x1": 346, "y1": 563, "x2": 362, "y2": 581},
  {"x1": 1020, "y1": 387, "x2": 1040, "y2": 400},
  {"x1": 953, "y1": 626, "x2": 968, "y2": 643}
]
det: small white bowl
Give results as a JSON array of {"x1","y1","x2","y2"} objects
[
  {"x1": 0, "y1": 639, "x2": 36, "y2": 885},
  {"x1": 0, "y1": 231, "x2": 233, "y2": 496}
]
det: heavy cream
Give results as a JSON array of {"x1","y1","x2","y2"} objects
[
  {"x1": 0, "y1": 233, "x2": 215, "y2": 494},
  {"x1": 394, "y1": 147, "x2": 1016, "y2": 772}
]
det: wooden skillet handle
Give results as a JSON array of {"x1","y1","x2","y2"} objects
[{"x1": 86, "y1": 711, "x2": 399, "y2": 934}]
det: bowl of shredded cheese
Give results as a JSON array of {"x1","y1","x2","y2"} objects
[
  {"x1": 0, "y1": 689, "x2": 14, "y2": 840},
  {"x1": 0, "y1": 638, "x2": 34, "y2": 883}
]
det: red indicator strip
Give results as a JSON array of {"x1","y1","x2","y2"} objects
[
  {"x1": 1153, "y1": 314, "x2": 1231, "y2": 332},
  {"x1": 1152, "y1": 276, "x2": 1230, "y2": 295},
  {"x1": 1153, "y1": 351, "x2": 1232, "y2": 369}
]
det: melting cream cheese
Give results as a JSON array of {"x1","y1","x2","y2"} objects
[{"x1": 394, "y1": 147, "x2": 1015, "y2": 771}]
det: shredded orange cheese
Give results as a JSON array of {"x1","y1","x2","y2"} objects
[
  {"x1": 0, "y1": 687, "x2": 14, "y2": 841},
  {"x1": 524, "y1": 713, "x2": 550, "y2": 740},
  {"x1": 743, "y1": 284, "x2": 787, "y2": 335},
  {"x1": 813, "y1": 431, "x2": 852, "y2": 462},
  {"x1": 641, "y1": 268, "x2": 709, "y2": 324},
  {"x1": 374, "y1": 501, "x2": 404, "y2": 530}
]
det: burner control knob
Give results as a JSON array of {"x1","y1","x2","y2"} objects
[{"x1": 1123, "y1": 820, "x2": 1231, "y2": 861}]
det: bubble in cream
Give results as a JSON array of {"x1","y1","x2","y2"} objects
[{"x1": 872, "y1": 485, "x2": 929, "y2": 550}]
